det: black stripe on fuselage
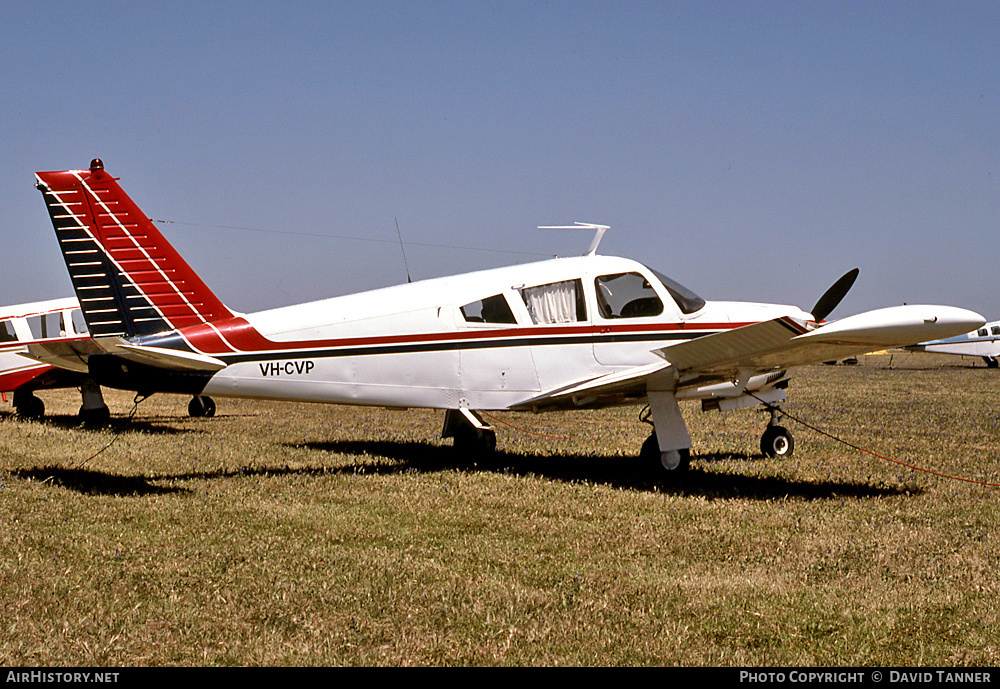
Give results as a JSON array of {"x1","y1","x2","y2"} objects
[{"x1": 215, "y1": 329, "x2": 714, "y2": 365}]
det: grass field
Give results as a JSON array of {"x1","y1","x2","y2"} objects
[{"x1": 2, "y1": 353, "x2": 999, "y2": 666}]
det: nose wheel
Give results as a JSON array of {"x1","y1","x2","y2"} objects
[
  {"x1": 760, "y1": 404, "x2": 794, "y2": 458},
  {"x1": 761, "y1": 425, "x2": 794, "y2": 458}
]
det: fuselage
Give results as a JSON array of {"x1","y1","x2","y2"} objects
[
  {"x1": 144, "y1": 254, "x2": 810, "y2": 410},
  {"x1": 908, "y1": 319, "x2": 1000, "y2": 361},
  {"x1": 0, "y1": 297, "x2": 86, "y2": 392}
]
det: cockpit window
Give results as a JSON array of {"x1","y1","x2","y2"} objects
[
  {"x1": 594, "y1": 272, "x2": 664, "y2": 319},
  {"x1": 979, "y1": 329, "x2": 988, "y2": 337},
  {"x1": 520, "y1": 279, "x2": 587, "y2": 324},
  {"x1": 644, "y1": 266, "x2": 706, "y2": 315},
  {"x1": 460, "y1": 294, "x2": 517, "y2": 324}
]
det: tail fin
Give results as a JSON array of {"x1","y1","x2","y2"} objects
[{"x1": 35, "y1": 159, "x2": 234, "y2": 339}]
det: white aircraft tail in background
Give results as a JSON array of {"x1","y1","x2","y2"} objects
[{"x1": 27, "y1": 159, "x2": 985, "y2": 476}]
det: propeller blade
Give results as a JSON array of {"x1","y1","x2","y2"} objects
[{"x1": 811, "y1": 268, "x2": 859, "y2": 322}]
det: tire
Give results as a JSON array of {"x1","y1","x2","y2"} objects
[
  {"x1": 79, "y1": 405, "x2": 111, "y2": 426},
  {"x1": 189, "y1": 396, "x2": 216, "y2": 418},
  {"x1": 761, "y1": 425, "x2": 794, "y2": 458},
  {"x1": 16, "y1": 395, "x2": 45, "y2": 419},
  {"x1": 640, "y1": 433, "x2": 691, "y2": 476},
  {"x1": 453, "y1": 428, "x2": 497, "y2": 460}
]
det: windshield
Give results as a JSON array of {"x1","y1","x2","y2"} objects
[{"x1": 645, "y1": 266, "x2": 706, "y2": 315}]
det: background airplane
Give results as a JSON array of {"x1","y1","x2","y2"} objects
[
  {"x1": 905, "y1": 319, "x2": 1000, "y2": 368},
  {"x1": 1, "y1": 296, "x2": 218, "y2": 421},
  {"x1": 0, "y1": 296, "x2": 88, "y2": 418},
  {"x1": 26, "y1": 160, "x2": 985, "y2": 476}
]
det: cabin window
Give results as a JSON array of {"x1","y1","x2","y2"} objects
[
  {"x1": 460, "y1": 294, "x2": 517, "y2": 324},
  {"x1": 71, "y1": 309, "x2": 88, "y2": 335},
  {"x1": 594, "y1": 272, "x2": 664, "y2": 319},
  {"x1": 26, "y1": 313, "x2": 63, "y2": 340},
  {"x1": 992, "y1": 326, "x2": 1000, "y2": 336},
  {"x1": 520, "y1": 279, "x2": 587, "y2": 324},
  {"x1": 0, "y1": 320, "x2": 16, "y2": 343},
  {"x1": 979, "y1": 329, "x2": 988, "y2": 337}
]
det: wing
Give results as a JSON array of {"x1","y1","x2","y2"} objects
[{"x1": 513, "y1": 304, "x2": 984, "y2": 411}]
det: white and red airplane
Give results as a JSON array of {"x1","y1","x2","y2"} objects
[
  {"x1": 25, "y1": 160, "x2": 984, "y2": 476},
  {"x1": 0, "y1": 296, "x2": 89, "y2": 417},
  {"x1": 0, "y1": 295, "x2": 218, "y2": 420}
]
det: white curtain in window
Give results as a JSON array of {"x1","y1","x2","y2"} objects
[{"x1": 523, "y1": 280, "x2": 577, "y2": 324}]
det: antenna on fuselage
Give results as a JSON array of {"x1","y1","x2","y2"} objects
[
  {"x1": 537, "y1": 222, "x2": 610, "y2": 256},
  {"x1": 394, "y1": 217, "x2": 412, "y2": 283}
]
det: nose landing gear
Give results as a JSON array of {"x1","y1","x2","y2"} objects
[{"x1": 760, "y1": 404, "x2": 794, "y2": 458}]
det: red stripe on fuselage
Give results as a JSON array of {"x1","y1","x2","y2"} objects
[
  {"x1": 176, "y1": 317, "x2": 760, "y2": 357},
  {"x1": 0, "y1": 364, "x2": 50, "y2": 392}
]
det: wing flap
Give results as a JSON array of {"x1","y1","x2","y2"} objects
[{"x1": 510, "y1": 360, "x2": 673, "y2": 411}]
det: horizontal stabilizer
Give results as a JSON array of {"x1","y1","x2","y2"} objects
[
  {"x1": 25, "y1": 336, "x2": 227, "y2": 373},
  {"x1": 112, "y1": 343, "x2": 228, "y2": 372},
  {"x1": 25, "y1": 337, "x2": 106, "y2": 373}
]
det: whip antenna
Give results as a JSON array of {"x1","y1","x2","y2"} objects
[{"x1": 395, "y1": 217, "x2": 412, "y2": 283}]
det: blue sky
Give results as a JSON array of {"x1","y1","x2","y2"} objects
[{"x1": 3, "y1": 1, "x2": 998, "y2": 318}]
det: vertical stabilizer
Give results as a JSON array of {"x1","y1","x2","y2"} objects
[{"x1": 35, "y1": 160, "x2": 234, "y2": 339}]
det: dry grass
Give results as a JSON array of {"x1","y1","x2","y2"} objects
[{"x1": 1, "y1": 352, "x2": 999, "y2": 666}]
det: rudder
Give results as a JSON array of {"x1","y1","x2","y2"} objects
[{"x1": 35, "y1": 159, "x2": 233, "y2": 339}]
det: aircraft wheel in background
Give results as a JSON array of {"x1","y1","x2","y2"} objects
[
  {"x1": 14, "y1": 391, "x2": 45, "y2": 419},
  {"x1": 189, "y1": 396, "x2": 216, "y2": 418}
]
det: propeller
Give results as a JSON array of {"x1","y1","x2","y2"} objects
[{"x1": 810, "y1": 268, "x2": 859, "y2": 322}]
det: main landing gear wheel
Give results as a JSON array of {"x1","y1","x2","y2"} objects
[
  {"x1": 79, "y1": 405, "x2": 111, "y2": 426},
  {"x1": 453, "y1": 427, "x2": 497, "y2": 458},
  {"x1": 188, "y1": 396, "x2": 216, "y2": 418},
  {"x1": 640, "y1": 433, "x2": 691, "y2": 477},
  {"x1": 761, "y1": 425, "x2": 794, "y2": 458},
  {"x1": 13, "y1": 391, "x2": 45, "y2": 419},
  {"x1": 442, "y1": 409, "x2": 497, "y2": 463}
]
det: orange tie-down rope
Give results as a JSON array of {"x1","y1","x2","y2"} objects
[
  {"x1": 485, "y1": 400, "x2": 1000, "y2": 487},
  {"x1": 480, "y1": 411, "x2": 572, "y2": 440},
  {"x1": 750, "y1": 392, "x2": 1000, "y2": 488}
]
